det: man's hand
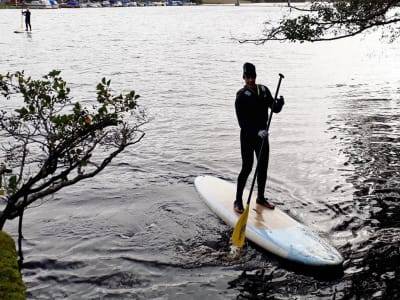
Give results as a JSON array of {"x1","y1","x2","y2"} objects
[
  {"x1": 258, "y1": 130, "x2": 269, "y2": 139},
  {"x1": 277, "y1": 95, "x2": 284, "y2": 106}
]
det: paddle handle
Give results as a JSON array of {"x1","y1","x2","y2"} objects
[{"x1": 266, "y1": 73, "x2": 284, "y2": 131}]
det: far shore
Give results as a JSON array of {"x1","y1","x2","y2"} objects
[{"x1": 0, "y1": 1, "x2": 305, "y2": 9}]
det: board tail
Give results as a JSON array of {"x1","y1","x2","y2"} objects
[{"x1": 231, "y1": 203, "x2": 250, "y2": 247}]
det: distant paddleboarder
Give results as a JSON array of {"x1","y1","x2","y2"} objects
[
  {"x1": 22, "y1": 8, "x2": 31, "y2": 31},
  {"x1": 234, "y1": 62, "x2": 285, "y2": 214}
]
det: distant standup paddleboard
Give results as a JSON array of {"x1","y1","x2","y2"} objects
[
  {"x1": 194, "y1": 175, "x2": 344, "y2": 266},
  {"x1": 14, "y1": 30, "x2": 33, "y2": 34}
]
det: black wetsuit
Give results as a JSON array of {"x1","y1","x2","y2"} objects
[
  {"x1": 23, "y1": 10, "x2": 31, "y2": 31},
  {"x1": 235, "y1": 84, "x2": 284, "y2": 202}
]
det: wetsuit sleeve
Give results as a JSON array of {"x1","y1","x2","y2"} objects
[{"x1": 264, "y1": 86, "x2": 283, "y2": 113}]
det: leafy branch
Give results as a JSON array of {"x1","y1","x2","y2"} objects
[{"x1": 0, "y1": 70, "x2": 148, "y2": 228}]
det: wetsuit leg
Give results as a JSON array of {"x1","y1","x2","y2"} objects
[
  {"x1": 255, "y1": 139, "x2": 270, "y2": 198},
  {"x1": 236, "y1": 131, "x2": 255, "y2": 202}
]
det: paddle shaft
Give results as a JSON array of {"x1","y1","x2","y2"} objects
[
  {"x1": 245, "y1": 73, "x2": 284, "y2": 206},
  {"x1": 20, "y1": 4, "x2": 24, "y2": 29}
]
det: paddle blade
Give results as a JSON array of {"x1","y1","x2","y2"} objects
[{"x1": 231, "y1": 204, "x2": 250, "y2": 248}]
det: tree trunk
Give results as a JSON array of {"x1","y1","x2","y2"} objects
[
  {"x1": 0, "y1": 203, "x2": 15, "y2": 230},
  {"x1": 18, "y1": 208, "x2": 24, "y2": 271},
  {"x1": 0, "y1": 211, "x2": 7, "y2": 230}
]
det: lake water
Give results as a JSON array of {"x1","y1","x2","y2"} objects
[{"x1": 1, "y1": 4, "x2": 400, "y2": 299}]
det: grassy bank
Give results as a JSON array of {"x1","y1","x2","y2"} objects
[
  {"x1": 0, "y1": 3, "x2": 23, "y2": 9},
  {"x1": 0, "y1": 231, "x2": 26, "y2": 300}
]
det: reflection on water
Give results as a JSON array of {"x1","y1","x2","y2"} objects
[
  {"x1": 1, "y1": 4, "x2": 400, "y2": 300},
  {"x1": 327, "y1": 90, "x2": 400, "y2": 299}
]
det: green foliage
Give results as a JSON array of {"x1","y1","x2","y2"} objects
[
  {"x1": 253, "y1": 0, "x2": 400, "y2": 43},
  {"x1": 7, "y1": 175, "x2": 17, "y2": 195},
  {"x1": 0, "y1": 3, "x2": 21, "y2": 9},
  {"x1": 0, "y1": 70, "x2": 147, "y2": 228},
  {"x1": 0, "y1": 231, "x2": 26, "y2": 300}
]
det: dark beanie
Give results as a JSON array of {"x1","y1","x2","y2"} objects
[{"x1": 243, "y1": 62, "x2": 256, "y2": 78}]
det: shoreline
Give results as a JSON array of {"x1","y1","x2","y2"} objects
[{"x1": 0, "y1": 1, "x2": 304, "y2": 9}]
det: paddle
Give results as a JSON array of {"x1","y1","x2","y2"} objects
[
  {"x1": 20, "y1": 4, "x2": 23, "y2": 29},
  {"x1": 231, "y1": 73, "x2": 285, "y2": 250}
]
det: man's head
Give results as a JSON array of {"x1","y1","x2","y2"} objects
[
  {"x1": 243, "y1": 62, "x2": 256, "y2": 89},
  {"x1": 243, "y1": 62, "x2": 256, "y2": 79}
]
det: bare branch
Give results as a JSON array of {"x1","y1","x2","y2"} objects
[{"x1": 244, "y1": 1, "x2": 400, "y2": 43}]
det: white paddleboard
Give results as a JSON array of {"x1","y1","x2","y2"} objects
[
  {"x1": 14, "y1": 30, "x2": 33, "y2": 34},
  {"x1": 194, "y1": 175, "x2": 343, "y2": 266}
]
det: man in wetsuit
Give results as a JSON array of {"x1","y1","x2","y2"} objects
[
  {"x1": 234, "y1": 62, "x2": 284, "y2": 214},
  {"x1": 22, "y1": 8, "x2": 31, "y2": 31}
]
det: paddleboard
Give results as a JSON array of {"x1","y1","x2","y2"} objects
[
  {"x1": 194, "y1": 175, "x2": 343, "y2": 266},
  {"x1": 14, "y1": 30, "x2": 33, "y2": 34}
]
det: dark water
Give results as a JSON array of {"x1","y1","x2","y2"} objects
[{"x1": 1, "y1": 4, "x2": 400, "y2": 299}]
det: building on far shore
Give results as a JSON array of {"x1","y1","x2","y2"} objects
[
  {"x1": 200, "y1": 0, "x2": 249, "y2": 4},
  {"x1": 1, "y1": 0, "x2": 20, "y2": 3},
  {"x1": 200, "y1": 0, "x2": 303, "y2": 4}
]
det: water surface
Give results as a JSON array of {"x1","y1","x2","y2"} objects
[{"x1": 1, "y1": 4, "x2": 400, "y2": 299}]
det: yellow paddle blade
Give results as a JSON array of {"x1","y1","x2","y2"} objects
[{"x1": 231, "y1": 204, "x2": 250, "y2": 248}]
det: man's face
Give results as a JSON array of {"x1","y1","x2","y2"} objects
[{"x1": 244, "y1": 76, "x2": 256, "y2": 89}]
